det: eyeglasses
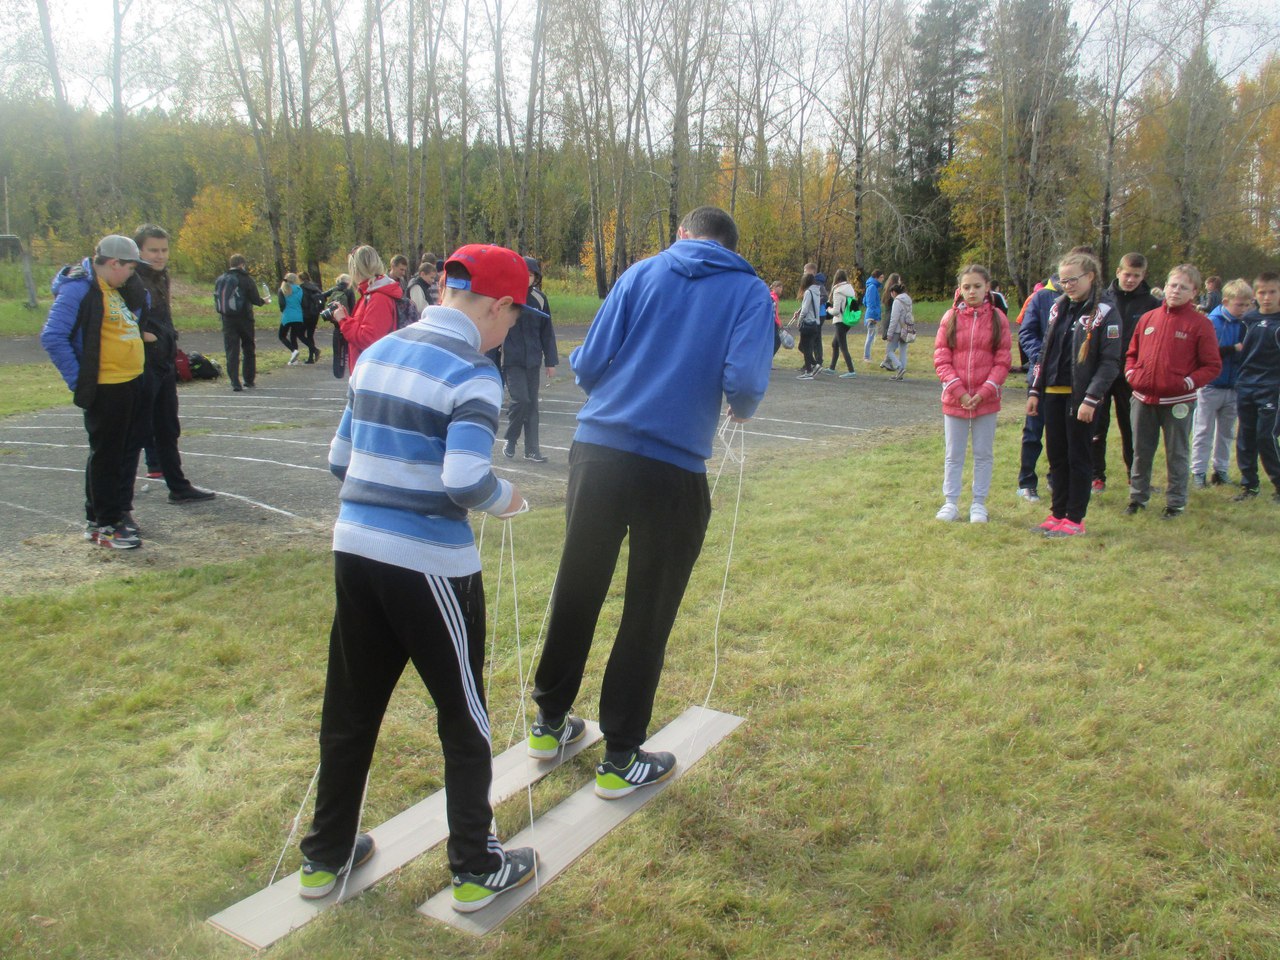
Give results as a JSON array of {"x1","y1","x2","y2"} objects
[{"x1": 1058, "y1": 273, "x2": 1087, "y2": 286}]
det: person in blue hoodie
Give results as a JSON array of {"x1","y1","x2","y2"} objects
[
  {"x1": 862, "y1": 270, "x2": 884, "y2": 361},
  {"x1": 526, "y1": 206, "x2": 773, "y2": 800},
  {"x1": 1190, "y1": 278, "x2": 1252, "y2": 486}
]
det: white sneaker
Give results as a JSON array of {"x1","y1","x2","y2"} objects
[
  {"x1": 935, "y1": 502, "x2": 960, "y2": 522},
  {"x1": 970, "y1": 504, "x2": 989, "y2": 523},
  {"x1": 1016, "y1": 487, "x2": 1040, "y2": 503},
  {"x1": 289, "y1": 349, "x2": 300, "y2": 365}
]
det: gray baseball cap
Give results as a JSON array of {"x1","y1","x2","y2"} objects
[{"x1": 95, "y1": 234, "x2": 145, "y2": 263}]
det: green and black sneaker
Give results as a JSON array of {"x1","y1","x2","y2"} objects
[
  {"x1": 298, "y1": 833, "x2": 375, "y2": 899},
  {"x1": 527, "y1": 713, "x2": 587, "y2": 759},
  {"x1": 452, "y1": 846, "x2": 538, "y2": 912},
  {"x1": 594, "y1": 748, "x2": 677, "y2": 800}
]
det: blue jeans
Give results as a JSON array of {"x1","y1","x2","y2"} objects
[{"x1": 862, "y1": 321, "x2": 879, "y2": 360}]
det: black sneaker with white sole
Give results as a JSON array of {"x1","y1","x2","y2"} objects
[
  {"x1": 594, "y1": 748, "x2": 677, "y2": 799},
  {"x1": 452, "y1": 846, "x2": 537, "y2": 912}
]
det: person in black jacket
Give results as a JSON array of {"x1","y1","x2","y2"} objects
[
  {"x1": 501, "y1": 257, "x2": 557, "y2": 462},
  {"x1": 1092, "y1": 252, "x2": 1161, "y2": 492},
  {"x1": 1025, "y1": 251, "x2": 1123, "y2": 537},
  {"x1": 125, "y1": 225, "x2": 215, "y2": 508},
  {"x1": 299, "y1": 271, "x2": 324, "y2": 363},
  {"x1": 215, "y1": 253, "x2": 266, "y2": 391}
]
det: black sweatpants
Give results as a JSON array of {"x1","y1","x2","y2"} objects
[
  {"x1": 533, "y1": 442, "x2": 711, "y2": 754},
  {"x1": 83, "y1": 376, "x2": 143, "y2": 527},
  {"x1": 503, "y1": 364, "x2": 543, "y2": 454},
  {"x1": 301, "y1": 552, "x2": 500, "y2": 875},
  {"x1": 124, "y1": 367, "x2": 191, "y2": 506},
  {"x1": 221, "y1": 315, "x2": 256, "y2": 387},
  {"x1": 1090, "y1": 380, "x2": 1133, "y2": 483},
  {"x1": 1043, "y1": 392, "x2": 1094, "y2": 523},
  {"x1": 1236, "y1": 389, "x2": 1280, "y2": 492}
]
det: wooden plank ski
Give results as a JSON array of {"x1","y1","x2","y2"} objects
[
  {"x1": 207, "y1": 721, "x2": 601, "y2": 950},
  {"x1": 417, "y1": 705, "x2": 744, "y2": 936}
]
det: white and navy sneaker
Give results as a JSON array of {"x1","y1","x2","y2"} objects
[
  {"x1": 594, "y1": 748, "x2": 677, "y2": 800},
  {"x1": 451, "y1": 846, "x2": 537, "y2": 912}
]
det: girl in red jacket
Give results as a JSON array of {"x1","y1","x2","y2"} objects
[
  {"x1": 933, "y1": 265, "x2": 1013, "y2": 523},
  {"x1": 338, "y1": 245, "x2": 401, "y2": 371}
]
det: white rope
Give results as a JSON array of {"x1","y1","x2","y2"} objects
[
  {"x1": 336, "y1": 773, "x2": 372, "y2": 901},
  {"x1": 268, "y1": 761, "x2": 321, "y2": 886},
  {"x1": 689, "y1": 415, "x2": 748, "y2": 755}
]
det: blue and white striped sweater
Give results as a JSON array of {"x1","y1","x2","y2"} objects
[{"x1": 330, "y1": 306, "x2": 515, "y2": 577}]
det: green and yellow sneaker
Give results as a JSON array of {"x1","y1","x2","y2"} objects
[
  {"x1": 594, "y1": 748, "x2": 677, "y2": 800},
  {"x1": 298, "y1": 833, "x2": 375, "y2": 899},
  {"x1": 452, "y1": 846, "x2": 537, "y2": 912},
  {"x1": 527, "y1": 713, "x2": 587, "y2": 759}
]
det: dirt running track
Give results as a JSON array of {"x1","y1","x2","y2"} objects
[{"x1": 0, "y1": 331, "x2": 951, "y2": 595}]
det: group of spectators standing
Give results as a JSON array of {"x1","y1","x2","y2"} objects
[{"x1": 940, "y1": 246, "x2": 1280, "y2": 537}]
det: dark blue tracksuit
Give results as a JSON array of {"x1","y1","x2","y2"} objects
[{"x1": 1235, "y1": 311, "x2": 1280, "y2": 492}]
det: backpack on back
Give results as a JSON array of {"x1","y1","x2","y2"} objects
[
  {"x1": 214, "y1": 272, "x2": 246, "y2": 318},
  {"x1": 395, "y1": 293, "x2": 418, "y2": 330},
  {"x1": 842, "y1": 293, "x2": 863, "y2": 326},
  {"x1": 301, "y1": 284, "x2": 324, "y2": 320}
]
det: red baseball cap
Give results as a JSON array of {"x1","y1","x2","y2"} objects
[{"x1": 443, "y1": 244, "x2": 547, "y2": 317}]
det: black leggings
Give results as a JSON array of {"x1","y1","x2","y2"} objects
[
  {"x1": 799, "y1": 324, "x2": 822, "y2": 370},
  {"x1": 278, "y1": 322, "x2": 316, "y2": 355},
  {"x1": 828, "y1": 324, "x2": 854, "y2": 371}
]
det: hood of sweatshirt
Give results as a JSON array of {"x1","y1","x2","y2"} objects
[
  {"x1": 360, "y1": 274, "x2": 403, "y2": 300},
  {"x1": 657, "y1": 238, "x2": 758, "y2": 281}
]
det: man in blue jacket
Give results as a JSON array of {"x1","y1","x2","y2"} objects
[
  {"x1": 40, "y1": 235, "x2": 148, "y2": 549},
  {"x1": 526, "y1": 207, "x2": 773, "y2": 799}
]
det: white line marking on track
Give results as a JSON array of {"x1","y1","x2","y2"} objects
[
  {"x1": 0, "y1": 498, "x2": 83, "y2": 527},
  {"x1": 0, "y1": 441, "x2": 330, "y2": 472},
  {"x1": 0, "y1": 463, "x2": 303, "y2": 519}
]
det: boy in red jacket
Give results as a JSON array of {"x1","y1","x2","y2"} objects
[{"x1": 1123, "y1": 264, "x2": 1222, "y2": 518}]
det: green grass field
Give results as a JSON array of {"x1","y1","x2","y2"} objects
[{"x1": 2, "y1": 409, "x2": 1278, "y2": 958}]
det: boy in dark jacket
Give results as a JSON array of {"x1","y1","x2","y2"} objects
[
  {"x1": 1093, "y1": 252, "x2": 1161, "y2": 492},
  {"x1": 501, "y1": 257, "x2": 557, "y2": 462},
  {"x1": 215, "y1": 253, "x2": 266, "y2": 391},
  {"x1": 1123, "y1": 265, "x2": 1222, "y2": 518},
  {"x1": 125, "y1": 224, "x2": 215, "y2": 510},
  {"x1": 1232, "y1": 271, "x2": 1280, "y2": 502}
]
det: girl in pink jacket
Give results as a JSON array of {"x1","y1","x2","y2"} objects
[{"x1": 933, "y1": 265, "x2": 1013, "y2": 523}]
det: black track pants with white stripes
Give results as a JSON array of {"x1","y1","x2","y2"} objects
[{"x1": 301, "y1": 552, "x2": 502, "y2": 875}]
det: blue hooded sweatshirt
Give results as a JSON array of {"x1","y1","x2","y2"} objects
[
  {"x1": 864, "y1": 275, "x2": 883, "y2": 321},
  {"x1": 1206, "y1": 303, "x2": 1247, "y2": 388},
  {"x1": 571, "y1": 238, "x2": 774, "y2": 472}
]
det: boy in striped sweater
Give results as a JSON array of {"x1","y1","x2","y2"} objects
[{"x1": 298, "y1": 245, "x2": 546, "y2": 914}]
